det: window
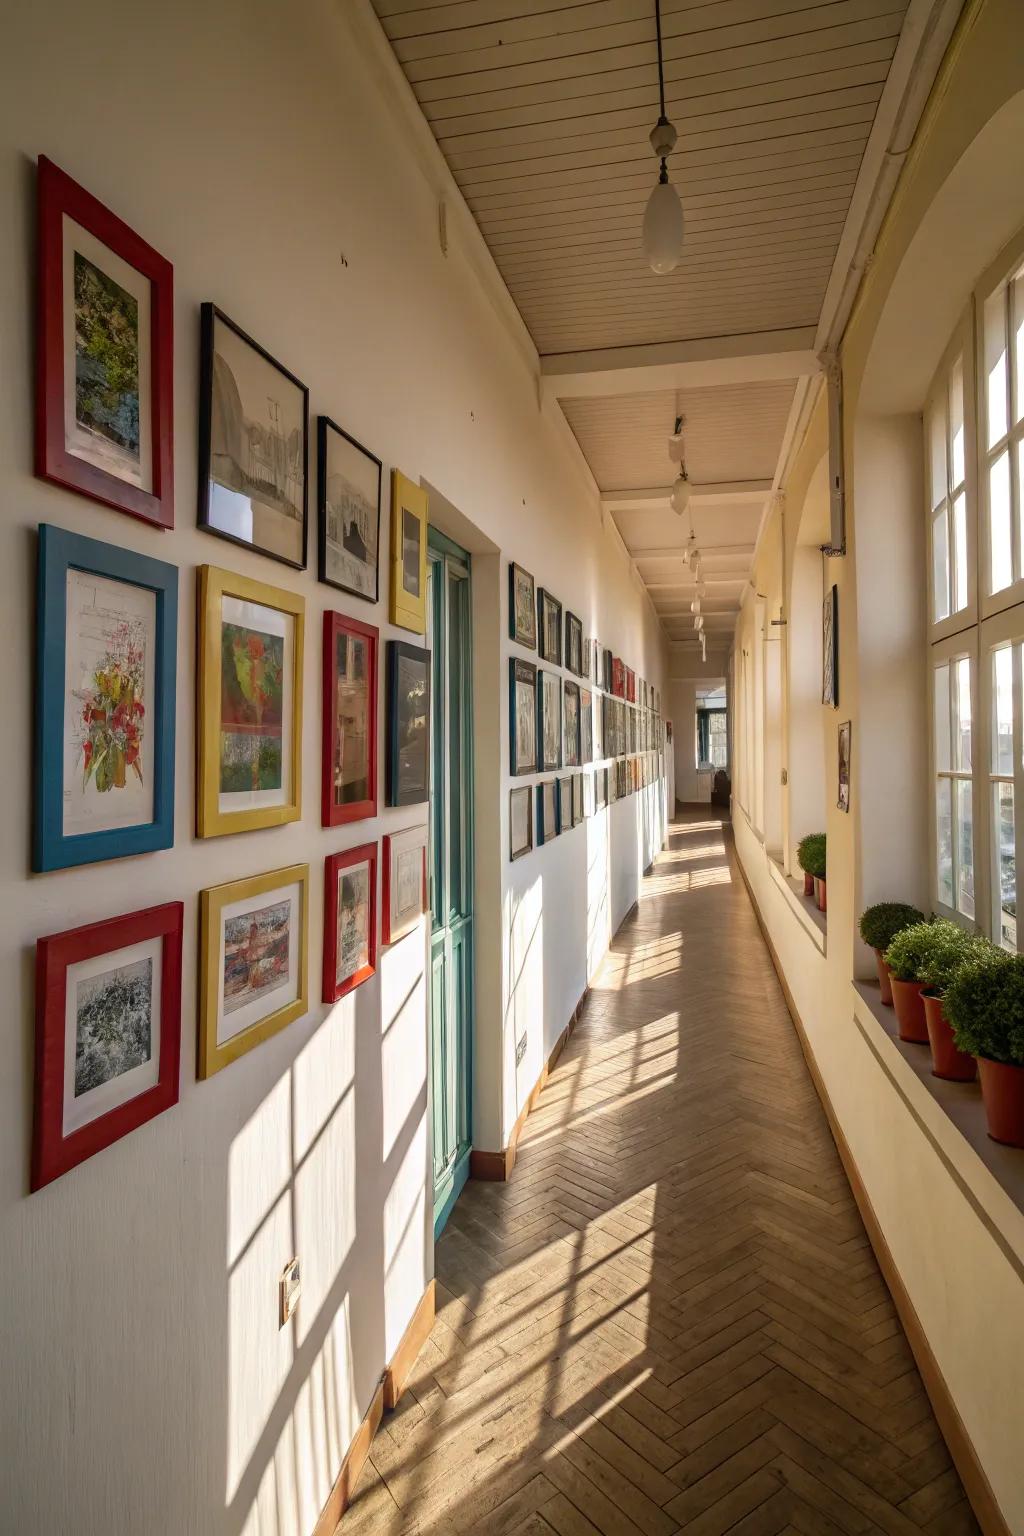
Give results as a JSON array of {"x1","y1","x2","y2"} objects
[
  {"x1": 927, "y1": 355, "x2": 968, "y2": 623},
  {"x1": 932, "y1": 649, "x2": 975, "y2": 919},
  {"x1": 989, "y1": 639, "x2": 1016, "y2": 947},
  {"x1": 982, "y1": 260, "x2": 1024, "y2": 597},
  {"x1": 697, "y1": 708, "x2": 727, "y2": 769}
]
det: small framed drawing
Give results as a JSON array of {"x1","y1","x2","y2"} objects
[
  {"x1": 197, "y1": 565, "x2": 304, "y2": 839},
  {"x1": 582, "y1": 637, "x2": 592, "y2": 681},
  {"x1": 317, "y1": 416, "x2": 381, "y2": 602},
  {"x1": 510, "y1": 785, "x2": 533, "y2": 861},
  {"x1": 390, "y1": 470, "x2": 428, "y2": 634},
  {"x1": 563, "y1": 680, "x2": 581, "y2": 767},
  {"x1": 32, "y1": 900, "x2": 183, "y2": 1191},
  {"x1": 595, "y1": 767, "x2": 608, "y2": 809},
  {"x1": 580, "y1": 687, "x2": 593, "y2": 764},
  {"x1": 34, "y1": 524, "x2": 178, "y2": 872},
  {"x1": 387, "y1": 640, "x2": 431, "y2": 807},
  {"x1": 383, "y1": 825, "x2": 428, "y2": 944},
  {"x1": 822, "y1": 584, "x2": 838, "y2": 706},
  {"x1": 538, "y1": 779, "x2": 558, "y2": 843},
  {"x1": 838, "y1": 720, "x2": 851, "y2": 813},
  {"x1": 509, "y1": 562, "x2": 537, "y2": 649},
  {"x1": 572, "y1": 773, "x2": 584, "y2": 826},
  {"x1": 510, "y1": 657, "x2": 538, "y2": 775},
  {"x1": 611, "y1": 657, "x2": 625, "y2": 697},
  {"x1": 538, "y1": 588, "x2": 562, "y2": 664},
  {"x1": 198, "y1": 304, "x2": 308, "y2": 569},
  {"x1": 538, "y1": 670, "x2": 562, "y2": 773},
  {"x1": 199, "y1": 864, "x2": 309, "y2": 1078},
  {"x1": 565, "y1": 612, "x2": 583, "y2": 676},
  {"x1": 558, "y1": 775, "x2": 573, "y2": 832},
  {"x1": 323, "y1": 843, "x2": 377, "y2": 1003},
  {"x1": 36, "y1": 157, "x2": 174, "y2": 530},
  {"x1": 322, "y1": 611, "x2": 377, "y2": 826}
]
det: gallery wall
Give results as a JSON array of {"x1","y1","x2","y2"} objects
[{"x1": 0, "y1": 2, "x2": 669, "y2": 1533}]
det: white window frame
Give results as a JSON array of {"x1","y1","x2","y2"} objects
[
  {"x1": 925, "y1": 314, "x2": 977, "y2": 641},
  {"x1": 978, "y1": 226, "x2": 1024, "y2": 619},
  {"x1": 981, "y1": 608, "x2": 1024, "y2": 950},
  {"x1": 928, "y1": 630, "x2": 983, "y2": 932}
]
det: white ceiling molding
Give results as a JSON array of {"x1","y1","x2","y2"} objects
[{"x1": 541, "y1": 328, "x2": 818, "y2": 400}]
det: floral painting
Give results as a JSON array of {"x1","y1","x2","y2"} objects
[
  {"x1": 223, "y1": 898, "x2": 291, "y2": 1015},
  {"x1": 75, "y1": 617, "x2": 146, "y2": 794},
  {"x1": 74, "y1": 955, "x2": 153, "y2": 1096},
  {"x1": 220, "y1": 622, "x2": 284, "y2": 793}
]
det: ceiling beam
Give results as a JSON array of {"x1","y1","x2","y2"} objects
[
  {"x1": 602, "y1": 484, "x2": 771, "y2": 511},
  {"x1": 542, "y1": 328, "x2": 819, "y2": 401},
  {"x1": 631, "y1": 543, "x2": 756, "y2": 560}
]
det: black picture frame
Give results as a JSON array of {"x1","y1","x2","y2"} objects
[
  {"x1": 565, "y1": 611, "x2": 583, "y2": 676},
  {"x1": 537, "y1": 669, "x2": 562, "y2": 773},
  {"x1": 198, "y1": 304, "x2": 309, "y2": 570},
  {"x1": 317, "y1": 416, "x2": 382, "y2": 603},
  {"x1": 509, "y1": 562, "x2": 537, "y2": 649},
  {"x1": 510, "y1": 785, "x2": 533, "y2": 861},
  {"x1": 538, "y1": 588, "x2": 562, "y2": 664},
  {"x1": 510, "y1": 657, "x2": 538, "y2": 776},
  {"x1": 538, "y1": 779, "x2": 558, "y2": 843},
  {"x1": 563, "y1": 679, "x2": 581, "y2": 767},
  {"x1": 386, "y1": 640, "x2": 431, "y2": 806},
  {"x1": 838, "y1": 719, "x2": 851, "y2": 812},
  {"x1": 822, "y1": 584, "x2": 838, "y2": 706},
  {"x1": 557, "y1": 775, "x2": 573, "y2": 833}
]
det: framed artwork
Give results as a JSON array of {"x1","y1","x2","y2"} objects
[
  {"x1": 538, "y1": 779, "x2": 558, "y2": 843},
  {"x1": 558, "y1": 775, "x2": 573, "y2": 832},
  {"x1": 386, "y1": 641, "x2": 431, "y2": 807},
  {"x1": 601, "y1": 647, "x2": 612, "y2": 689},
  {"x1": 199, "y1": 304, "x2": 308, "y2": 568},
  {"x1": 822, "y1": 584, "x2": 838, "y2": 706},
  {"x1": 322, "y1": 611, "x2": 377, "y2": 826},
  {"x1": 572, "y1": 773, "x2": 584, "y2": 827},
  {"x1": 510, "y1": 657, "x2": 538, "y2": 776},
  {"x1": 537, "y1": 670, "x2": 561, "y2": 773},
  {"x1": 199, "y1": 864, "x2": 309, "y2": 1078},
  {"x1": 509, "y1": 562, "x2": 537, "y2": 649},
  {"x1": 510, "y1": 786, "x2": 533, "y2": 861},
  {"x1": 390, "y1": 470, "x2": 428, "y2": 634},
  {"x1": 197, "y1": 565, "x2": 304, "y2": 838},
  {"x1": 565, "y1": 612, "x2": 583, "y2": 676},
  {"x1": 608, "y1": 761, "x2": 618, "y2": 803},
  {"x1": 35, "y1": 524, "x2": 177, "y2": 873},
  {"x1": 580, "y1": 688, "x2": 593, "y2": 764},
  {"x1": 32, "y1": 901, "x2": 183, "y2": 1191},
  {"x1": 383, "y1": 825, "x2": 428, "y2": 944},
  {"x1": 596, "y1": 767, "x2": 607, "y2": 809},
  {"x1": 584, "y1": 771, "x2": 595, "y2": 818},
  {"x1": 582, "y1": 638, "x2": 592, "y2": 681},
  {"x1": 317, "y1": 417, "x2": 381, "y2": 602},
  {"x1": 563, "y1": 680, "x2": 581, "y2": 767},
  {"x1": 36, "y1": 157, "x2": 174, "y2": 530},
  {"x1": 538, "y1": 589, "x2": 562, "y2": 664},
  {"x1": 611, "y1": 657, "x2": 625, "y2": 697},
  {"x1": 323, "y1": 843, "x2": 377, "y2": 1002},
  {"x1": 838, "y1": 720, "x2": 851, "y2": 812}
]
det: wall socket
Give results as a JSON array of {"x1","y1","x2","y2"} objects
[
  {"x1": 515, "y1": 1034, "x2": 527, "y2": 1067},
  {"x1": 279, "y1": 1258, "x2": 301, "y2": 1327}
]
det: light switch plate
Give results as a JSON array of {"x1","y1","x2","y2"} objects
[{"x1": 279, "y1": 1258, "x2": 301, "y2": 1327}]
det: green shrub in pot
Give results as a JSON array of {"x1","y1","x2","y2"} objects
[
  {"x1": 883, "y1": 921, "x2": 937, "y2": 982},
  {"x1": 944, "y1": 949, "x2": 1024, "y2": 1064},
  {"x1": 796, "y1": 833, "x2": 826, "y2": 880},
  {"x1": 859, "y1": 903, "x2": 925, "y2": 954},
  {"x1": 916, "y1": 922, "x2": 990, "y2": 996}
]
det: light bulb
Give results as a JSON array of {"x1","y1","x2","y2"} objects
[
  {"x1": 643, "y1": 171, "x2": 684, "y2": 274},
  {"x1": 697, "y1": 578, "x2": 707, "y2": 597},
  {"x1": 670, "y1": 472, "x2": 690, "y2": 517},
  {"x1": 690, "y1": 598, "x2": 701, "y2": 614}
]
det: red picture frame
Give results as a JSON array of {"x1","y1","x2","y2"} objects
[
  {"x1": 611, "y1": 657, "x2": 625, "y2": 697},
  {"x1": 626, "y1": 667, "x2": 636, "y2": 703},
  {"x1": 323, "y1": 843, "x2": 378, "y2": 1003},
  {"x1": 382, "y1": 827, "x2": 428, "y2": 945},
  {"x1": 36, "y1": 156, "x2": 174, "y2": 528},
  {"x1": 33, "y1": 902, "x2": 183, "y2": 1191},
  {"x1": 322, "y1": 610, "x2": 378, "y2": 826}
]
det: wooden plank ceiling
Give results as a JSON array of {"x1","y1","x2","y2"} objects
[{"x1": 370, "y1": 0, "x2": 910, "y2": 646}]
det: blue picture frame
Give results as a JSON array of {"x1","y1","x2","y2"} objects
[{"x1": 34, "y1": 524, "x2": 178, "y2": 872}]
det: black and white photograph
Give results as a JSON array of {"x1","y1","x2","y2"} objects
[
  {"x1": 538, "y1": 669, "x2": 561, "y2": 772},
  {"x1": 565, "y1": 611, "x2": 583, "y2": 676},
  {"x1": 581, "y1": 688, "x2": 594, "y2": 763},
  {"x1": 563, "y1": 679, "x2": 581, "y2": 767},
  {"x1": 74, "y1": 955, "x2": 153, "y2": 1097},
  {"x1": 318, "y1": 417, "x2": 381, "y2": 601},
  {"x1": 538, "y1": 588, "x2": 562, "y2": 665},
  {"x1": 510, "y1": 657, "x2": 537, "y2": 775}
]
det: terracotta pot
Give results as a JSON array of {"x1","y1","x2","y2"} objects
[
  {"x1": 814, "y1": 876, "x2": 827, "y2": 912},
  {"x1": 922, "y1": 992, "x2": 977, "y2": 1082},
  {"x1": 874, "y1": 949, "x2": 894, "y2": 1006},
  {"x1": 978, "y1": 1057, "x2": 1024, "y2": 1147},
  {"x1": 803, "y1": 871, "x2": 814, "y2": 897},
  {"x1": 890, "y1": 976, "x2": 929, "y2": 1043}
]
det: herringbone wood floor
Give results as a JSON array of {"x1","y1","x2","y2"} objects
[{"x1": 342, "y1": 811, "x2": 979, "y2": 1536}]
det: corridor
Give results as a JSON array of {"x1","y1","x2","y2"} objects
[{"x1": 343, "y1": 812, "x2": 977, "y2": 1536}]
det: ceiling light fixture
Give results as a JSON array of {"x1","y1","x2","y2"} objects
[
  {"x1": 690, "y1": 597, "x2": 701, "y2": 615},
  {"x1": 643, "y1": 0, "x2": 683, "y2": 274},
  {"x1": 669, "y1": 415, "x2": 690, "y2": 517}
]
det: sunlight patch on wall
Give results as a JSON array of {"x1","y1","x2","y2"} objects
[
  {"x1": 380, "y1": 930, "x2": 427, "y2": 1163},
  {"x1": 292, "y1": 997, "x2": 356, "y2": 1164},
  {"x1": 506, "y1": 876, "x2": 543, "y2": 1120},
  {"x1": 228, "y1": 1074, "x2": 292, "y2": 1269},
  {"x1": 227, "y1": 1185, "x2": 294, "y2": 1501}
]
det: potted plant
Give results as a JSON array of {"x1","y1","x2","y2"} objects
[
  {"x1": 859, "y1": 903, "x2": 925, "y2": 1005},
  {"x1": 884, "y1": 922, "x2": 936, "y2": 1043},
  {"x1": 945, "y1": 950, "x2": 1024, "y2": 1146},
  {"x1": 797, "y1": 833, "x2": 827, "y2": 909},
  {"x1": 916, "y1": 922, "x2": 987, "y2": 1081}
]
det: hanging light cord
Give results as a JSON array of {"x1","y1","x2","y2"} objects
[{"x1": 655, "y1": 0, "x2": 668, "y2": 181}]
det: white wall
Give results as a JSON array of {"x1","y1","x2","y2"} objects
[{"x1": 0, "y1": 2, "x2": 668, "y2": 1532}]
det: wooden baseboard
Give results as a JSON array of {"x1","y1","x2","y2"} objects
[
  {"x1": 311, "y1": 1378, "x2": 384, "y2": 1536},
  {"x1": 735, "y1": 848, "x2": 1009, "y2": 1536},
  {"x1": 383, "y1": 1278, "x2": 436, "y2": 1410}
]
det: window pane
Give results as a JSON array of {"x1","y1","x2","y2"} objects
[
  {"x1": 934, "y1": 663, "x2": 951, "y2": 772},
  {"x1": 949, "y1": 357, "x2": 965, "y2": 487},
  {"x1": 928, "y1": 400, "x2": 946, "y2": 509},
  {"x1": 936, "y1": 777, "x2": 953, "y2": 906},
  {"x1": 932, "y1": 505, "x2": 950, "y2": 622},
  {"x1": 957, "y1": 778, "x2": 975, "y2": 918},
  {"x1": 993, "y1": 644, "x2": 1014, "y2": 774},
  {"x1": 996, "y1": 782, "x2": 1016, "y2": 950},
  {"x1": 986, "y1": 288, "x2": 1008, "y2": 448},
  {"x1": 990, "y1": 448, "x2": 1012, "y2": 591},
  {"x1": 1014, "y1": 273, "x2": 1024, "y2": 426},
  {"x1": 955, "y1": 655, "x2": 972, "y2": 771},
  {"x1": 953, "y1": 492, "x2": 968, "y2": 612}
]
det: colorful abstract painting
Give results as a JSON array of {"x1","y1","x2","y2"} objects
[
  {"x1": 219, "y1": 621, "x2": 284, "y2": 793},
  {"x1": 223, "y1": 898, "x2": 291, "y2": 1016}
]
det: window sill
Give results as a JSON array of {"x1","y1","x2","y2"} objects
[
  {"x1": 768, "y1": 853, "x2": 827, "y2": 954},
  {"x1": 852, "y1": 980, "x2": 1024, "y2": 1258}
]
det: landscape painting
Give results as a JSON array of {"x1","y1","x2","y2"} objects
[
  {"x1": 223, "y1": 897, "x2": 292, "y2": 1018},
  {"x1": 74, "y1": 955, "x2": 153, "y2": 1098},
  {"x1": 72, "y1": 251, "x2": 141, "y2": 483},
  {"x1": 319, "y1": 418, "x2": 381, "y2": 601},
  {"x1": 220, "y1": 619, "x2": 284, "y2": 795}
]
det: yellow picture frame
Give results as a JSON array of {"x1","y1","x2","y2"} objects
[
  {"x1": 197, "y1": 565, "x2": 304, "y2": 838},
  {"x1": 198, "y1": 863, "x2": 309, "y2": 1078},
  {"x1": 389, "y1": 469, "x2": 428, "y2": 634}
]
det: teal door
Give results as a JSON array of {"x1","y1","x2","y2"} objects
[{"x1": 427, "y1": 530, "x2": 474, "y2": 1237}]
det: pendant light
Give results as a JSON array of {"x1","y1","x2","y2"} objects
[{"x1": 643, "y1": 0, "x2": 684, "y2": 274}]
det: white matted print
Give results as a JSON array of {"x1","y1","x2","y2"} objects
[
  {"x1": 322, "y1": 425, "x2": 379, "y2": 599},
  {"x1": 217, "y1": 593, "x2": 295, "y2": 817},
  {"x1": 216, "y1": 879, "x2": 303, "y2": 1046},
  {"x1": 62, "y1": 215, "x2": 153, "y2": 493},
  {"x1": 63, "y1": 567, "x2": 157, "y2": 838},
  {"x1": 62, "y1": 934, "x2": 162, "y2": 1137},
  {"x1": 385, "y1": 826, "x2": 427, "y2": 944}
]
